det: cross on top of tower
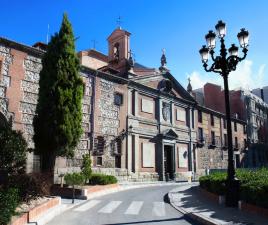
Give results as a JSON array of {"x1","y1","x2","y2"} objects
[
  {"x1": 91, "y1": 39, "x2": 98, "y2": 49},
  {"x1": 116, "y1": 16, "x2": 123, "y2": 29}
]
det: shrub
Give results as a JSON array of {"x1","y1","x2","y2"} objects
[
  {"x1": 199, "y1": 168, "x2": 268, "y2": 208},
  {"x1": 240, "y1": 180, "x2": 268, "y2": 208},
  {"x1": 199, "y1": 172, "x2": 226, "y2": 195},
  {"x1": 81, "y1": 154, "x2": 92, "y2": 184},
  {"x1": 0, "y1": 124, "x2": 27, "y2": 182},
  {"x1": 64, "y1": 172, "x2": 85, "y2": 203},
  {"x1": 7, "y1": 173, "x2": 50, "y2": 202},
  {"x1": 89, "y1": 174, "x2": 117, "y2": 185},
  {"x1": 0, "y1": 188, "x2": 20, "y2": 225}
]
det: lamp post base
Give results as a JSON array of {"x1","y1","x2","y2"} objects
[{"x1": 225, "y1": 178, "x2": 240, "y2": 207}]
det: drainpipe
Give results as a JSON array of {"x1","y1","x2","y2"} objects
[{"x1": 188, "y1": 107, "x2": 193, "y2": 178}]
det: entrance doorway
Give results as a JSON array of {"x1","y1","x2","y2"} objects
[{"x1": 164, "y1": 145, "x2": 174, "y2": 180}]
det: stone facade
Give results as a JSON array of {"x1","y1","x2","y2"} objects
[
  {"x1": 0, "y1": 28, "x2": 249, "y2": 182},
  {"x1": 0, "y1": 44, "x2": 13, "y2": 120}
]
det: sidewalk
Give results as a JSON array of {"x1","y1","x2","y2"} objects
[{"x1": 168, "y1": 184, "x2": 268, "y2": 225}]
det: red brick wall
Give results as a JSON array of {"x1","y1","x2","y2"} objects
[
  {"x1": 204, "y1": 83, "x2": 225, "y2": 113},
  {"x1": 6, "y1": 49, "x2": 27, "y2": 131}
]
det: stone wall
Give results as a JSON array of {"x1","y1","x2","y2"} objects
[
  {"x1": 0, "y1": 44, "x2": 13, "y2": 120},
  {"x1": 196, "y1": 147, "x2": 228, "y2": 176},
  {"x1": 0, "y1": 43, "x2": 94, "y2": 173},
  {"x1": 95, "y1": 78, "x2": 121, "y2": 167},
  {"x1": 21, "y1": 55, "x2": 42, "y2": 148}
]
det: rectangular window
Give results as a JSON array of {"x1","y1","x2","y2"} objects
[
  {"x1": 198, "y1": 127, "x2": 203, "y2": 141},
  {"x1": 211, "y1": 131, "x2": 215, "y2": 145},
  {"x1": 224, "y1": 134, "x2": 228, "y2": 146},
  {"x1": 235, "y1": 137, "x2": 238, "y2": 149},
  {"x1": 198, "y1": 110, "x2": 202, "y2": 123},
  {"x1": 210, "y1": 114, "x2": 214, "y2": 126},
  {"x1": 243, "y1": 125, "x2": 247, "y2": 134},
  {"x1": 234, "y1": 122, "x2": 237, "y2": 132},
  {"x1": 223, "y1": 119, "x2": 227, "y2": 129},
  {"x1": 114, "y1": 92, "x2": 123, "y2": 106},
  {"x1": 97, "y1": 157, "x2": 102, "y2": 166},
  {"x1": 192, "y1": 109, "x2": 195, "y2": 129}
]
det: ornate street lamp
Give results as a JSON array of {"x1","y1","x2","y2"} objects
[{"x1": 199, "y1": 20, "x2": 249, "y2": 207}]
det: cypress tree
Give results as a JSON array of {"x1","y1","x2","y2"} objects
[{"x1": 33, "y1": 13, "x2": 83, "y2": 172}]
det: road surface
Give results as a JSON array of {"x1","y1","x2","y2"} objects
[{"x1": 47, "y1": 184, "x2": 199, "y2": 225}]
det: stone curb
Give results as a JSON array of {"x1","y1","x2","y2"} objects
[
  {"x1": 168, "y1": 189, "x2": 223, "y2": 225},
  {"x1": 83, "y1": 182, "x2": 190, "y2": 199}
]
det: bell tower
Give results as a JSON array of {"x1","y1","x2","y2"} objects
[{"x1": 107, "y1": 27, "x2": 131, "y2": 73}]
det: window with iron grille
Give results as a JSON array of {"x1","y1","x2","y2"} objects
[
  {"x1": 94, "y1": 136, "x2": 105, "y2": 154},
  {"x1": 198, "y1": 127, "x2": 203, "y2": 141},
  {"x1": 114, "y1": 92, "x2": 123, "y2": 106},
  {"x1": 97, "y1": 157, "x2": 102, "y2": 166},
  {"x1": 211, "y1": 131, "x2": 215, "y2": 145}
]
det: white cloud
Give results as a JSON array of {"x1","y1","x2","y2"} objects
[{"x1": 187, "y1": 60, "x2": 267, "y2": 90}]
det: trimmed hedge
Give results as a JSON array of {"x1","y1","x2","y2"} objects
[
  {"x1": 199, "y1": 168, "x2": 268, "y2": 208},
  {"x1": 0, "y1": 188, "x2": 20, "y2": 225},
  {"x1": 89, "y1": 174, "x2": 117, "y2": 185},
  {"x1": 199, "y1": 172, "x2": 226, "y2": 195}
]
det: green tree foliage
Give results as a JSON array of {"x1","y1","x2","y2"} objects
[
  {"x1": 64, "y1": 172, "x2": 84, "y2": 203},
  {"x1": 0, "y1": 123, "x2": 27, "y2": 179},
  {"x1": 0, "y1": 188, "x2": 20, "y2": 225},
  {"x1": 81, "y1": 154, "x2": 92, "y2": 184},
  {"x1": 33, "y1": 13, "x2": 83, "y2": 171}
]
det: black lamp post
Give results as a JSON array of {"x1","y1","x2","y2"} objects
[{"x1": 199, "y1": 21, "x2": 249, "y2": 207}]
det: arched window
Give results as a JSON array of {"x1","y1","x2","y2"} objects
[{"x1": 113, "y1": 43, "x2": 120, "y2": 61}]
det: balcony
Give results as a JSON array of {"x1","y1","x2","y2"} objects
[
  {"x1": 208, "y1": 136, "x2": 221, "y2": 149},
  {"x1": 196, "y1": 134, "x2": 207, "y2": 148},
  {"x1": 196, "y1": 138, "x2": 205, "y2": 148}
]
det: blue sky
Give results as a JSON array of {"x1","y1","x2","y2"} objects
[{"x1": 1, "y1": 0, "x2": 267, "y2": 89}]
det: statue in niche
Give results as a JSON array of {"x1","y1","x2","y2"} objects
[{"x1": 162, "y1": 102, "x2": 170, "y2": 122}]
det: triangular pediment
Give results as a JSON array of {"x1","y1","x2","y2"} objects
[
  {"x1": 161, "y1": 129, "x2": 178, "y2": 139},
  {"x1": 131, "y1": 71, "x2": 195, "y2": 102}
]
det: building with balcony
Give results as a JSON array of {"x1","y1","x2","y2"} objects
[{"x1": 193, "y1": 83, "x2": 268, "y2": 168}]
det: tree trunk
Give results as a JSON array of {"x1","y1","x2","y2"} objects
[
  {"x1": 72, "y1": 185, "x2": 75, "y2": 204},
  {"x1": 41, "y1": 152, "x2": 56, "y2": 173}
]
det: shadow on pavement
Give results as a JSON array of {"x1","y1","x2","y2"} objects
[
  {"x1": 173, "y1": 186, "x2": 255, "y2": 225},
  {"x1": 103, "y1": 216, "x2": 199, "y2": 225}
]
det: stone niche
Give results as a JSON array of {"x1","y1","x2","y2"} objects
[
  {"x1": 141, "y1": 98, "x2": 154, "y2": 114},
  {"x1": 142, "y1": 142, "x2": 155, "y2": 167}
]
